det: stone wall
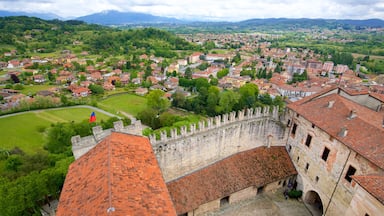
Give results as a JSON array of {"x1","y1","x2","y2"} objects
[
  {"x1": 151, "y1": 106, "x2": 286, "y2": 181},
  {"x1": 71, "y1": 106, "x2": 286, "y2": 182},
  {"x1": 71, "y1": 120, "x2": 143, "y2": 159}
]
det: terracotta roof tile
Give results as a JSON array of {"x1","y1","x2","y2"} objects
[
  {"x1": 352, "y1": 174, "x2": 384, "y2": 204},
  {"x1": 288, "y1": 91, "x2": 384, "y2": 169},
  {"x1": 166, "y1": 146, "x2": 297, "y2": 214},
  {"x1": 57, "y1": 132, "x2": 176, "y2": 216}
]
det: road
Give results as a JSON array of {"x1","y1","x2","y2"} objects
[{"x1": 0, "y1": 105, "x2": 121, "y2": 119}]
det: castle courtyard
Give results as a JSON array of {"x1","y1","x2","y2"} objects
[{"x1": 203, "y1": 189, "x2": 316, "y2": 216}]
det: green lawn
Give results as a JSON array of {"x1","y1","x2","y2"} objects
[
  {"x1": 0, "y1": 107, "x2": 112, "y2": 154},
  {"x1": 20, "y1": 84, "x2": 60, "y2": 95},
  {"x1": 98, "y1": 93, "x2": 147, "y2": 117}
]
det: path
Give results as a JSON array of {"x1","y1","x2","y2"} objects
[{"x1": 0, "y1": 105, "x2": 121, "y2": 119}]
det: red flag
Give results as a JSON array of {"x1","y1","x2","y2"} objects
[{"x1": 89, "y1": 112, "x2": 96, "y2": 123}]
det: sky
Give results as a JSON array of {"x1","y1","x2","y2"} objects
[{"x1": 0, "y1": 0, "x2": 383, "y2": 21}]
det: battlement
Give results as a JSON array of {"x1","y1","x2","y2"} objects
[
  {"x1": 149, "y1": 106, "x2": 280, "y2": 144},
  {"x1": 71, "y1": 120, "x2": 143, "y2": 159}
]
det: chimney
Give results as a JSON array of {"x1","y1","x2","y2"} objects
[
  {"x1": 338, "y1": 127, "x2": 348, "y2": 137},
  {"x1": 328, "y1": 100, "x2": 335, "y2": 108},
  {"x1": 348, "y1": 109, "x2": 357, "y2": 120}
]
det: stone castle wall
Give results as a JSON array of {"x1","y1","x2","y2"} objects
[{"x1": 71, "y1": 106, "x2": 287, "y2": 182}]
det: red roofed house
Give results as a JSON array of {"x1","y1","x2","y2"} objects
[
  {"x1": 56, "y1": 133, "x2": 177, "y2": 216},
  {"x1": 71, "y1": 87, "x2": 90, "y2": 97},
  {"x1": 285, "y1": 86, "x2": 384, "y2": 216}
]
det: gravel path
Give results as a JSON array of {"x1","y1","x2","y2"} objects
[{"x1": 0, "y1": 105, "x2": 120, "y2": 119}]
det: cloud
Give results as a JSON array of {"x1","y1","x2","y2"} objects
[{"x1": 0, "y1": 0, "x2": 382, "y2": 20}]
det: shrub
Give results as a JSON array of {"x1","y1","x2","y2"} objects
[{"x1": 288, "y1": 189, "x2": 303, "y2": 198}]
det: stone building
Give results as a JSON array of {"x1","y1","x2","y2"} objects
[
  {"x1": 57, "y1": 87, "x2": 384, "y2": 216},
  {"x1": 284, "y1": 86, "x2": 384, "y2": 216}
]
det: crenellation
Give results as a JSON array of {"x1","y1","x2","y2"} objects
[
  {"x1": 71, "y1": 107, "x2": 285, "y2": 168},
  {"x1": 215, "y1": 115, "x2": 221, "y2": 127},
  {"x1": 171, "y1": 128, "x2": 178, "y2": 139},
  {"x1": 190, "y1": 123, "x2": 196, "y2": 134},
  {"x1": 71, "y1": 135, "x2": 82, "y2": 146},
  {"x1": 180, "y1": 125, "x2": 187, "y2": 136},
  {"x1": 247, "y1": 108, "x2": 253, "y2": 118},
  {"x1": 222, "y1": 113, "x2": 228, "y2": 124},
  {"x1": 229, "y1": 111, "x2": 236, "y2": 122},
  {"x1": 149, "y1": 134, "x2": 157, "y2": 143},
  {"x1": 263, "y1": 106, "x2": 270, "y2": 115},
  {"x1": 198, "y1": 121, "x2": 205, "y2": 131},
  {"x1": 238, "y1": 110, "x2": 245, "y2": 120},
  {"x1": 113, "y1": 121, "x2": 124, "y2": 132},
  {"x1": 92, "y1": 126, "x2": 104, "y2": 141},
  {"x1": 160, "y1": 130, "x2": 167, "y2": 141},
  {"x1": 207, "y1": 118, "x2": 213, "y2": 129}
]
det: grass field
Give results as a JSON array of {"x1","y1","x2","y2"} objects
[
  {"x1": 98, "y1": 93, "x2": 147, "y2": 117},
  {"x1": 0, "y1": 107, "x2": 112, "y2": 154},
  {"x1": 20, "y1": 84, "x2": 60, "y2": 95}
]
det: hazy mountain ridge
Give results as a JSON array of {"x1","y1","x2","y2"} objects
[
  {"x1": 0, "y1": 9, "x2": 383, "y2": 29},
  {"x1": 75, "y1": 10, "x2": 184, "y2": 25},
  {"x1": 0, "y1": 10, "x2": 62, "y2": 20}
]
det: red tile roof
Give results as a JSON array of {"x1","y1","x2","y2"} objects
[
  {"x1": 57, "y1": 132, "x2": 176, "y2": 216},
  {"x1": 288, "y1": 90, "x2": 384, "y2": 169},
  {"x1": 166, "y1": 146, "x2": 297, "y2": 215},
  {"x1": 353, "y1": 175, "x2": 384, "y2": 204}
]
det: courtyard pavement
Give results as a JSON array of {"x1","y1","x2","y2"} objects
[{"x1": 202, "y1": 189, "x2": 313, "y2": 216}]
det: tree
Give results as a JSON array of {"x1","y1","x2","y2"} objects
[
  {"x1": 184, "y1": 67, "x2": 193, "y2": 79},
  {"x1": 137, "y1": 108, "x2": 160, "y2": 129},
  {"x1": 44, "y1": 123, "x2": 75, "y2": 154},
  {"x1": 10, "y1": 74, "x2": 20, "y2": 83},
  {"x1": 88, "y1": 84, "x2": 104, "y2": 95},
  {"x1": 237, "y1": 83, "x2": 259, "y2": 109},
  {"x1": 217, "y1": 68, "x2": 229, "y2": 79},
  {"x1": 146, "y1": 90, "x2": 170, "y2": 114},
  {"x1": 218, "y1": 90, "x2": 240, "y2": 114},
  {"x1": 206, "y1": 86, "x2": 220, "y2": 116},
  {"x1": 232, "y1": 52, "x2": 241, "y2": 64},
  {"x1": 171, "y1": 91, "x2": 186, "y2": 108}
]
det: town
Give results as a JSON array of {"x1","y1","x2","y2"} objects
[{"x1": 0, "y1": 15, "x2": 383, "y2": 216}]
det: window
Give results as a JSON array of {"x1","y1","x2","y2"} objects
[
  {"x1": 288, "y1": 145, "x2": 292, "y2": 153},
  {"x1": 305, "y1": 163, "x2": 310, "y2": 172},
  {"x1": 345, "y1": 165, "x2": 356, "y2": 182},
  {"x1": 297, "y1": 156, "x2": 300, "y2": 162},
  {"x1": 322, "y1": 147, "x2": 330, "y2": 161},
  {"x1": 296, "y1": 113, "x2": 300, "y2": 118},
  {"x1": 287, "y1": 119, "x2": 291, "y2": 127},
  {"x1": 311, "y1": 123, "x2": 315, "y2": 128},
  {"x1": 178, "y1": 213, "x2": 188, "y2": 216},
  {"x1": 315, "y1": 176, "x2": 319, "y2": 182},
  {"x1": 291, "y1": 123, "x2": 297, "y2": 136},
  {"x1": 305, "y1": 135, "x2": 312, "y2": 147},
  {"x1": 220, "y1": 196, "x2": 229, "y2": 207},
  {"x1": 257, "y1": 186, "x2": 264, "y2": 194}
]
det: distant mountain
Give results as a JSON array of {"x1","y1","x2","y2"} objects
[
  {"x1": 0, "y1": 10, "x2": 61, "y2": 20},
  {"x1": 75, "y1": 10, "x2": 184, "y2": 25},
  {"x1": 238, "y1": 18, "x2": 384, "y2": 29}
]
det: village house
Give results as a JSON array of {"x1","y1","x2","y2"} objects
[
  {"x1": 33, "y1": 74, "x2": 46, "y2": 84},
  {"x1": 189, "y1": 52, "x2": 203, "y2": 64},
  {"x1": 70, "y1": 86, "x2": 91, "y2": 97},
  {"x1": 135, "y1": 87, "x2": 148, "y2": 96}
]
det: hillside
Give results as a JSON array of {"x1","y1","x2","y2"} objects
[{"x1": 0, "y1": 16, "x2": 197, "y2": 58}]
